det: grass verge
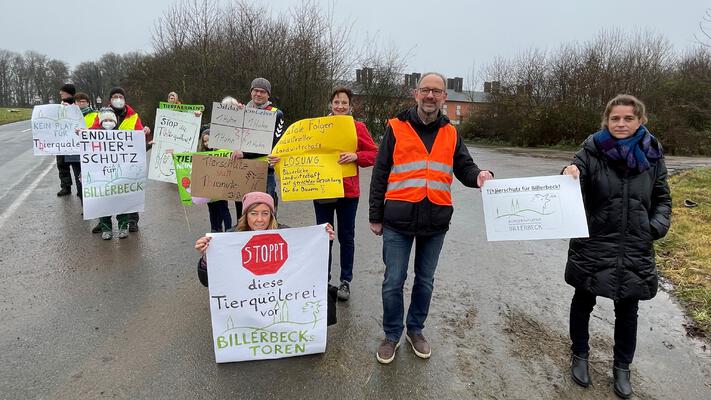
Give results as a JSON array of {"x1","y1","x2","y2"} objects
[
  {"x1": 655, "y1": 167, "x2": 711, "y2": 336},
  {"x1": 0, "y1": 108, "x2": 32, "y2": 125}
]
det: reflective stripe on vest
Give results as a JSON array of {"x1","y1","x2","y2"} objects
[
  {"x1": 119, "y1": 113, "x2": 139, "y2": 130},
  {"x1": 84, "y1": 112, "x2": 98, "y2": 128},
  {"x1": 385, "y1": 118, "x2": 457, "y2": 206},
  {"x1": 390, "y1": 160, "x2": 453, "y2": 175}
]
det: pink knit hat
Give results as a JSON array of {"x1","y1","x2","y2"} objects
[{"x1": 242, "y1": 192, "x2": 275, "y2": 214}]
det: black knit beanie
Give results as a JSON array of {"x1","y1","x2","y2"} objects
[
  {"x1": 109, "y1": 87, "x2": 126, "y2": 98},
  {"x1": 60, "y1": 83, "x2": 76, "y2": 96}
]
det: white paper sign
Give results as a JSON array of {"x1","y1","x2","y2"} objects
[
  {"x1": 80, "y1": 130, "x2": 147, "y2": 220},
  {"x1": 148, "y1": 108, "x2": 201, "y2": 183},
  {"x1": 481, "y1": 175, "x2": 589, "y2": 241},
  {"x1": 31, "y1": 104, "x2": 86, "y2": 155},
  {"x1": 206, "y1": 225, "x2": 329, "y2": 363},
  {"x1": 209, "y1": 102, "x2": 276, "y2": 154}
]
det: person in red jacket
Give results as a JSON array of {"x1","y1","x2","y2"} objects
[
  {"x1": 89, "y1": 87, "x2": 151, "y2": 236},
  {"x1": 313, "y1": 87, "x2": 378, "y2": 301}
]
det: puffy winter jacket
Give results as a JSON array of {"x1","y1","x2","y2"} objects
[{"x1": 565, "y1": 134, "x2": 672, "y2": 301}]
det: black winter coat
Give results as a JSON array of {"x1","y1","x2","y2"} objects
[{"x1": 565, "y1": 134, "x2": 672, "y2": 301}]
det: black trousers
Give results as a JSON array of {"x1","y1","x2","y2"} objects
[
  {"x1": 569, "y1": 288, "x2": 639, "y2": 367},
  {"x1": 127, "y1": 212, "x2": 139, "y2": 223},
  {"x1": 233, "y1": 201, "x2": 243, "y2": 221},
  {"x1": 208, "y1": 200, "x2": 232, "y2": 232},
  {"x1": 57, "y1": 156, "x2": 81, "y2": 192}
]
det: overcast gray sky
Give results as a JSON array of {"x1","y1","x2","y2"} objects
[{"x1": 1, "y1": 0, "x2": 708, "y2": 88}]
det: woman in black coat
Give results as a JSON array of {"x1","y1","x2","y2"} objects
[{"x1": 562, "y1": 94, "x2": 671, "y2": 399}]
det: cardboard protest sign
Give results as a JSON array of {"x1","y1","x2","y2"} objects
[
  {"x1": 277, "y1": 153, "x2": 344, "y2": 201},
  {"x1": 148, "y1": 109, "x2": 201, "y2": 183},
  {"x1": 272, "y1": 115, "x2": 357, "y2": 177},
  {"x1": 31, "y1": 104, "x2": 86, "y2": 155},
  {"x1": 206, "y1": 224, "x2": 329, "y2": 363},
  {"x1": 190, "y1": 155, "x2": 268, "y2": 201},
  {"x1": 173, "y1": 150, "x2": 232, "y2": 206},
  {"x1": 80, "y1": 130, "x2": 147, "y2": 220},
  {"x1": 158, "y1": 102, "x2": 205, "y2": 112},
  {"x1": 208, "y1": 102, "x2": 277, "y2": 154},
  {"x1": 481, "y1": 175, "x2": 589, "y2": 241}
]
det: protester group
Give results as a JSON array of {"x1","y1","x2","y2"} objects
[{"x1": 44, "y1": 72, "x2": 670, "y2": 399}]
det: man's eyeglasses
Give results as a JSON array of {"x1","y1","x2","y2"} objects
[{"x1": 417, "y1": 87, "x2": 446, "y2": 97}]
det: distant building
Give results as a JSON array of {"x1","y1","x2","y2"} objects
[
  {"x1": 346, "y1": 69, "x2": 491, "y2": 126},
  {"x1": 437, "y1": 76, "x2": 491, "y2": 126}
]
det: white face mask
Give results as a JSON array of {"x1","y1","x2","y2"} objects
[
  {"x1": 101, "y1": 120, "x2": 116, "y2": 130},
  {"x1": 111, "y1": 98, "x2": 125, "y2": 109}
]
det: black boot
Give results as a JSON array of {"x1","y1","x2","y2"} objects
[
  {"x1": 57, "y1": 187, "x2": 71, "y2": 196},
  {"x1": 570, "y1": 352, "x2": 591, "y2": 387},
  {"x1": 613, "y1": 366, "x2": 632, "y2": 399}
]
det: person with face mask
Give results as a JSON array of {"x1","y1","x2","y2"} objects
[
  {"x1": 89, "y1": 87, "x2": 151, "y2": 235},
  {"x1": 56, "y1": 83, "x2": 78, "y2": 197},
  {"x1": 88, "y1": 108, "x2": 128, "y2": 239},
  {"x1": 97, "y1": 107, "x2": 118, "y2": 129}
]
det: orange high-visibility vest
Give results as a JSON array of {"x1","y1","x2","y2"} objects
[{"x1": 385, "y1": 118, "x2": 457, "y2": 206}]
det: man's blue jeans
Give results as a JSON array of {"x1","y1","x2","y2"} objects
[{"x1": 381, "y1": 227, "x2": 446, "y2": 342}]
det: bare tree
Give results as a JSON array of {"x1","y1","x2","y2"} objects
[
  {"x1": 72, "y1": 61, "x2": 103, "y2": 106},
  {"x1": 464, "y1": 28, "x2": 710, "y2": 153},
  {"x1": 354, "y1": 40, "x2": 411, "y2": 138},
  {"x1": 0, "y1": 50, "x2": 13, "y2": 105},
  {"x1": 130, "y1": 0, "x2": 357, "y2": 127},
  {"x1": 696, "y1": 8, "x2": 711, "y2": 47}
]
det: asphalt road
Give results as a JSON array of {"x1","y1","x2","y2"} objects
[{"x1": 1, "y1": 119, "x2": 709, "y2": 399}]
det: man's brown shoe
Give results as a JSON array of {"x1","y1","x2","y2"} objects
[
  {"x1": 376, "y1": 339, "x2": 400, "y2": 364},
  {"x1": 406, "y1": 332, "x2": 431, "y2": 359}
]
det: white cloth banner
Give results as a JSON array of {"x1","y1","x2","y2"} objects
[
  {"x1": 148, "y1": 108, "x2": 201, "y2": 183},
  {"x1": 208, "y1": 102, "x2": 276, "y2": 154},
  {"x1": 206, "y1": 225, "x2": 329, "y2": 363},
  {"x1": 80, "y1": 130, "x2": 147, "y2": 220},
  {"x1": 31, "y1": 104, "x2": 86, "y2": 155},
  {"x1": 481, "y1": 175, "x2": 589, "y2": 241}
]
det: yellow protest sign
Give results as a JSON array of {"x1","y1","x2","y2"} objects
[
  {"x1": 272, "y1": 115, "x2": 357, "y2": 177},
  {"x1": 276, "y1": 153, "x2": 344, "y2": 201}
]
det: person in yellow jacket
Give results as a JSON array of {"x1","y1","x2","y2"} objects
[
  {"x1": 63, "y1": 92, "x2": 98, "y2": 204},
  {"x1": 89, "y1": 87, "x2": 151, "y2": 236},
  {"x1": 369, "y1": 72, "x2": 494, "y2": 364}
]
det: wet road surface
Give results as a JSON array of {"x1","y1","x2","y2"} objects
[{"x1": 1, "y1": 119, "x2": 710, "y2": 399}]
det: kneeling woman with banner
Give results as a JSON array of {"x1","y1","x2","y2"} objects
[{"x1": 195, "y1": 192, "x2": 337, "y2": 328}]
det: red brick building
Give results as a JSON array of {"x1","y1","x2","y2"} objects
[{"x1": 349, "y1": 69, "x2": 491, "y2": 127}]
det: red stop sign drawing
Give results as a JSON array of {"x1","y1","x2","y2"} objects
[
  {"x1": 241, "y1": 233, "x2": 289, "y2": 275},
  {"x1": 181, "y1": 176, "x2": 191, "y2": 189}
]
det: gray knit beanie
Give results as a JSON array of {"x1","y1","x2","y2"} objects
[{"x1": 250, "y1": 78, "x2": 271, "y2": 95}]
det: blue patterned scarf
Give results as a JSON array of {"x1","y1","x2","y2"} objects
[{"x1": 593, "y1": 125, "x2": 662, "y2": 173}]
